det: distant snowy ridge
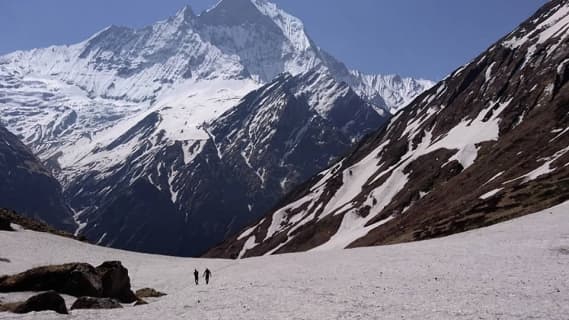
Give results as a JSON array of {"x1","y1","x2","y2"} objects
[{"x1": 348, "y1": 70, "x2": 435, "y2": 114}]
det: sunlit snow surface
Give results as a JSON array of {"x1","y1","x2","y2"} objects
[{"x1": 1, "y1": 202, "x2": 568, "y2": 319}]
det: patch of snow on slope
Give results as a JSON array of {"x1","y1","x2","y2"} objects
[
  {"x1": 313, "y1": 212, "x2": 394, "y2": 252},
  {"x1": 480, "y1": 188, "x2": 504, "y2": 200},
  {"x1": 439, "y1": 98, "x2": 512, "y2": 169},
  {"x1": 522, "y1": 146, "x2": 569, "y2": 182},
  {"x1": 238, "y1": 235, "x2": 257, "y2": 259},
  {"x1": 318, "y1": 140, "x2": 391, "y2": 218},
  {"x1": 484, "y1": 171, "x2": 505, "y2": 185},
  {"x1": 503, "y1": 3, "x2": 569, "y2": 50}
]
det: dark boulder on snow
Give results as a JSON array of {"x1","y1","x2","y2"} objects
[
  {"x1": 0, "y1": 261, "x2": 136, "y2": 303},
  {"x1": 0, "y1": 263, "x2": 101, "y2": 297},
  {"x1": 13, "y1": 291, "x2": 68, "y2": 315},
  {"x1": 95, "y1": 261, "x2": 137, "y2": 303},
  {"x1": 135, "y1": 287, "x2": 167, "y2": 298},
  {"x1": 0, "y1": 216, "x2": 12, "y2": 231},
  {"x1": 70, "y1": 296, "x2": 123, "y2": 310}
]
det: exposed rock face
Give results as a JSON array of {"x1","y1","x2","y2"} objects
[
  {"x1": 96, "y1": 261, "x2": 137, "y2": 303},
  {"x1": 70, "y1": 297, "x2": 122, "y2": 310},
  {"x1": 12, "y1": 291, "x2": 68, "y2": 315},
  {"x1": 208, "y1": 0, "x2": 569, "y2": 258},
  {"x1": 0, "y1": 261, "x2": 136, "y2": 303},
  {"x1": 0, "y1": 126, "x2": 75, "y2": 231}
]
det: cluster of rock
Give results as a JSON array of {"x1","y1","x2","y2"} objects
[{"x1": 0, "y1": 261, "x2": 165, "y2": 315}]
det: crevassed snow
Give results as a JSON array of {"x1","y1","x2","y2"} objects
[{"x1": 1, "y1": 201, "x2": 568, "y2": 319}]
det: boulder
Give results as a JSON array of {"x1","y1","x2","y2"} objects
[
  {"x1": 135, "y1": 287, "x2": 167, "y2": 298},
  {"x1": 0, "y1": 302, "x2": 17, "y2": 312},
  {"x1": 0, "y1": 216, "x2": 12, "y2": 231},
  {"x1": 0, "y1": 261, "x2": 136, "y2": 303},
  {"x1": 70, "y1": 297, "x2": 123, "y2": 310},
  {"x1": 13, "y1": 291, "x2": 68, "y2": 314},
  {"x1": 95, "y1": 261, "x2": 137, "y2": 303},
  {"x1": 0, "y1": 263, "x2": 102, "y2": 297}
]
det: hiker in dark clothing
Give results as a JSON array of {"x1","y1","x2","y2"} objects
[
  {"x1": 194, "y1": 269, "x2": 199, "y2": 285},
  {"x1": 203, "y1": 268, "x2": 212, "y2": 285}
]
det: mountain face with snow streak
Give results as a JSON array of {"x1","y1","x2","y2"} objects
[
  {"x1": 0, "y1": 0, "x2": 429, "y2": 255},
  {"x1": 0, "y1": 125, "x2": 75, "y2": 231},
  {"x1": 208, "y1": 0, "x2": 569, "y2": 259},
  {"x1": 68, "y1": 70, "x2": 386, "y2": 256}
]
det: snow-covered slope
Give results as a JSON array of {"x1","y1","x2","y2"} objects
[
  {"x1": 1, "y1": 201, "x2": 568, "y2": 319},
  {"x1": 0, "y1": 0, "x2": 433, "y2": 255},
  {"x1": 210, "y1": 0, "x2": 569, "y2": 258}
]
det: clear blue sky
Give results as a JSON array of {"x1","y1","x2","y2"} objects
[{"x1": 0, "y1": 0, "x2": 546, "y2": 80}]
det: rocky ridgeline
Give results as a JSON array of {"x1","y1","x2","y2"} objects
[
  {"x1": 208, "y1": 0, "x2": 569, "y2": 258},
  {"x1": 0, "y1": 208, "x2": 84, "y2": 240}
]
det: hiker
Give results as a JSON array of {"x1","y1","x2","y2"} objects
[
  {"x1": 204, "y1": 268, "x2": 212, "y2": 285},
  {"x1": 194, "y1": 269, "x2": 199, "y2": 285}
]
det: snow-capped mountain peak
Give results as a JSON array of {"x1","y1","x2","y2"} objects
[{"x1": 0, "y1": 0, "x2": 432, "y2": 256}]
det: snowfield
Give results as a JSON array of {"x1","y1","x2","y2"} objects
[{"x1": 1, "y1": 202, "x2": 568, "y2": 319}]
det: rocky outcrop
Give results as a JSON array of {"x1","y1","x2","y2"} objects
[
  {"x1": 0, "y1": 261, "x2": 136, "y2": 303},
  {"x1": 0, "y1": 208, "x2": 84, "y2": 240},
  {"x1": 70, "y1": 297, "x2": 122, "y2": 310},
  {"x1": 10, "y1": 291, "x2": 68, "y2": 315}
]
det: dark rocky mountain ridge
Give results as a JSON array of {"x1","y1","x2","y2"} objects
[
  {"x1": 207, "y1": 0, "x2": 569, "y2": 258},
  {"x1": 0, "y1": 126, "x2": 75, "y2": 231}
]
